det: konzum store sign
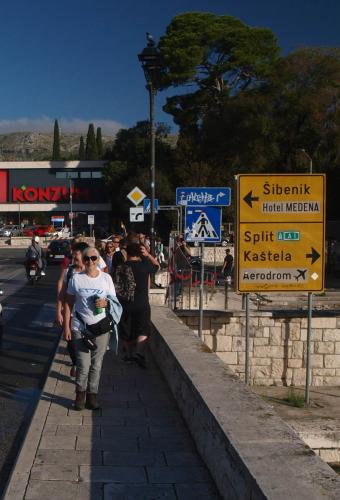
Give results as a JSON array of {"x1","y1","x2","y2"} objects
[{"x1": 12, "y1": 185, "x2": 89, "y2": 203}]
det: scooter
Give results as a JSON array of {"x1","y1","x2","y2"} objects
[{"x1": 26, "y1": 258, "x2": 42, "y2": 285}]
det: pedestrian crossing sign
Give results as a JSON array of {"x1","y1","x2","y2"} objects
[{"x1": 184, "y1": 206, "x2": 222, "y2": 243}]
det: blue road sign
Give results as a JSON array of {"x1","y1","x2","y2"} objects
[
  {"x1": 184, "y1": 206, "x2": 222, "y2": 243},
  {"x1": 176, "y1": 187, "x2": 231, "y2": 207},
  {"x1": 143, "y1": 198, "x2": 159, "y2": 214}
]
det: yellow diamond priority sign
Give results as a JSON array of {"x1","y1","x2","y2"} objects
[
  {"x1": 127, "y1": 186, "x2": 147, "y2": 206},
  {"x1": 236, "y1": 174, "x2": 325, "y2": 292}
]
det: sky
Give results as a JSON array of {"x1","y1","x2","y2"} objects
[{"x1": 0, "y1": 0, "x2": 339, "y2": 136}]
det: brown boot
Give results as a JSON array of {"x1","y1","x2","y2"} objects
[
  {"x1": 74, "y1": 390, "x2": 86, "y2": 411},
  {"x1": 86, "y1": 392, "x2": 100, "y2": 410}
]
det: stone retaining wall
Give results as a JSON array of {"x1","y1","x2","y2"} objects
[
  {"x1": 190, "y1": 245, "x2": 233, "y2": 264},
  {"x1": 151, "y1": 306, "x2": 340, "y2": 499},
  {"x1": 178, "y1": 311, "x2": 340, "y2": 386}
]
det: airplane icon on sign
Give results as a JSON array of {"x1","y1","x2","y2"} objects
[{"x1": 295, "y1": 269, "x2": 307, "y2": 281}]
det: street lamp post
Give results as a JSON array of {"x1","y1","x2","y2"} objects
[
  {"x1": 298, "y1": 148, "x2": 313, "y2": 174},
  {"x1": 138, "y1": 33, "x2": 162, "y2": 256},
  {"x1": 69, "y1": 179, "x2": 74, "y2": 238}
]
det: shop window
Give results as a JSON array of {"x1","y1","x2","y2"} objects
[
  {"x1": 56, "y1": 172, "x2": 67, "y2": 179},
  {"x1": 80, "y1": 171, "x2": 91, "y2": 179},
  {"x1": 92, "y1": 171, "x2": 102, "y2": 178},
  {"x1": 67, "y1": 172, "x2": 78, "y2": 179}
]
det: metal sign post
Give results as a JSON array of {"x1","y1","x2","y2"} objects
[
  {"x1": 305, "y1": 292, "x2": 313, "y2": 405},
  {"x1": 237, "y1": 174, "x2": 325, "y2": 391},
  {"x1": 199, "y1": 243, "x2": 205, "y2": 340},
  {"x1": 245, "y1": 293, "x2": 250, "y2": 385}
]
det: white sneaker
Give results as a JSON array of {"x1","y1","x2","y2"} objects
[{"x1": 41, "y1": 271, "x2": 46, "y2": 276}]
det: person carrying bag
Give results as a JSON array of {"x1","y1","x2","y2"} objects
[{"x1": 64, "y1": 247, "x2": 120, "y2": 411}]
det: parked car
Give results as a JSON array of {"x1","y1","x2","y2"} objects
[
  {"x1": 34, "y1": 225, "x2": 57, "y2": 237},
  {"x1": 23, "y1": 225, "x2": 57, "y2": 238},
  {"x1": 46, "y1": 239, "x2": 71, "y2": 264},
  {"x1": 23, "y1": 225, "x2": 37, "y2": 237},
  {"x1": 0, "y1": 225, "x2": 21, "y2": 237}
]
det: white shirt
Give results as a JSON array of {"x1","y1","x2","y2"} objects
[
  {"x1": 98, "y1": 255, "x2": 107, "y2": 270},
  {"x1": 67, "y1": 270, "x2": 116, "y2": 331}
]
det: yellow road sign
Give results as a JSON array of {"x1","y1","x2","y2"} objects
[
  {"x1": 239, "y1": 174, "x2": 324, "y2": 223},
  {"x1": 236, "y1": 174, "x2": 325, "y2": 292},
  {"x1": 126, "y1": 186, "x2": 147, "y2": 206}
]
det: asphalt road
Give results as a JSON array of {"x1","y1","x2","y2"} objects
[{"x1": 0, "y1": 248, "x2": 60, "y2": 496}]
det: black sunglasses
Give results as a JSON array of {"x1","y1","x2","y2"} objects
[{"x1": 84, "y1": 255, "x2": 98, "y2": 262}]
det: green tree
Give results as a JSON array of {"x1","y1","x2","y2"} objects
[
  {"x1": 96, "y1": 127, "x2": 103, "y2": 158},
  {"x1": 103, "y1": 121, "x2": 174, "y2": 229},
  {"x1": 79, "y1": 136, "x2": 85, "y2": 160},
  {"x1": 85, "y1": 123, "x2": 98, "y2": 160},
  {"x1": 52, "y1": 119, "x2": 61, "y2": 160},
  {"x1": 159, "y1": 13, "x2": 279, "y2": 94}
]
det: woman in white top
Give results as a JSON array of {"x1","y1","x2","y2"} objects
[{"x1": 64, "y1": 247, "x2": 116, "y2": 411}]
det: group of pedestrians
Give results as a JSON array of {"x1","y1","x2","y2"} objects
[{"x1": 55, "y1": 232, "x2": 159, "y2": 411}]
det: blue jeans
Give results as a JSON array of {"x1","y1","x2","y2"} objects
[{"x1": 72, "y1": 330, "x2": 109, "y2": 393}]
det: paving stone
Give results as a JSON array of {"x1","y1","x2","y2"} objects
[
  {"x1": 101, "y1": 407, "x2": 146, "y2": 417},
  {"x1": 42, "y1": 423, "x2": 57, "y2": 435},
  {"x1": 48, "y1": 405, "x2": 68, "y2": 416},
  {"x1": 147, "y1": 466, "x2": 212, "y2": 483},
  {"x1": 104, "y1": 483, "x2": 176, "y2": 499},
  {"x1": 145, "y1": 408, "x2": 181, "y2": 417},
  {"x1": 79, "y1": 465, "x2": 147, "y2": 483},
  {"x1": 94, "y1": 400, "x2": 129, "y2": 409},
  {"x1": 76, "y1": 436, "x2": 138, "y2": 451},
  {"x1": 68, "y1": 407, "x2": 102, "y2": 416},
  {"x1": 46, "y1": 415, "x2": 83, "y2": 425},
  {"x1": 25, "y1": 480, "x2": 78, "y2": 499},
  {"x1": 139, "y1": 437, "x2": 195, "y2": 452},
  {"x1": 76, "y1": 482, "x2": 104, "y2": 500},
  {"x1": 82, "y1": 416, "x2": 124, "y2": 426},
  {"x1": 99, "y1": 393, "x2": 140, "y2": 401},
  {"x1": 30, "y1": 464, "x2": 78, "y2": 481},
  {"x1": 100, "y1": 425, "x2": 149, "y2": 438},
  {"x1": 103, "y1": 451, "x2": 165, "y2": 466},
  {"x1": 175, "y1": 483, "x2": 221, "y2": 499},
  {"x1": 34, "y1": 449, "x2": 102, "y2": 465},
  {"x1": 124, "y1": 416, "x2": 183, "y2": 427},
  {"x1": 56, "y1": 424, "x2": 100, "y2": 437},
  {"x1": 165, "y1": 451, "x2": 204, "y2": 466},
  {"x1": 39, "y1": 435, "x2": 76, "y2": 450},
  {"x1": 149, "y1": 427, "x2": 191, "y2": 439}
]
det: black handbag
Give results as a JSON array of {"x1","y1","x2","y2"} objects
[{"x1": 76, "y1": 311, "x2": 113, "y2": 337}]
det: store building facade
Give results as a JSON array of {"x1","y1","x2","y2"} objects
[{"x1": 0, "y1": 161, "x2": 111, "y2": 230}]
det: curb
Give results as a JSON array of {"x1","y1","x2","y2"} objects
[{"x1": 2, "y1": 338, "x2": 65, "y2": 500}]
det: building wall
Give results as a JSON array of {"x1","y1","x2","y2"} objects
[
  {"x1": 0, "y1": 161, "x2": 111, "y2": 219},
  {"x1": 180, "y1": 312, "x2": 340, "y2": 386}
]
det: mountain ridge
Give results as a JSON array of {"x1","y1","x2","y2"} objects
[{"x1": 0, "y1": 132, "x2": 114, "y2": 161}]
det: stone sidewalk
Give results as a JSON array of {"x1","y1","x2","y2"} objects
[{"x1": 5, "y1": 342, "x2": 220, "y2": 499}]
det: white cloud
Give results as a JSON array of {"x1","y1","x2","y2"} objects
[{"x1": 0, "y1": 117, "x2": 124, "y2": 136}]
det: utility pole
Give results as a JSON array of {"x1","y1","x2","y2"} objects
[{"x1": 69, "y1": 180, "x2": 73, "y2": 238}]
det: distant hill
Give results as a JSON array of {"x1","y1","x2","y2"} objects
[{"x1": 0, "y1": 132, "x2": 114, "y2": 161}]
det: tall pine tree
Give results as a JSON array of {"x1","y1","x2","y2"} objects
[
  {"x1": 79, "y1": 136, "x2": 85, "y2": 160},
  {"x1": 52, "y1": 119, "x2": 61, "y2": 160},
  {"x1": 85, "y1": 123, "x2": 98, "y2": 160},
  {"x1": 96, "y1": 127, "x2": 103, "y2": 158}
]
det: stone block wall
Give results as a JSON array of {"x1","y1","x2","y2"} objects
[{"x1": 179, "y1": 312, "x2": 340, "y2": 386}]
